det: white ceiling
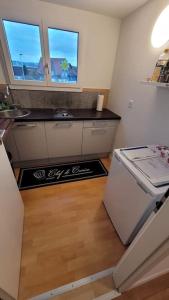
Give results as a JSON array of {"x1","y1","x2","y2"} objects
[{"x1": 40, "y1": 0, "x2": 149, "y2": 18}]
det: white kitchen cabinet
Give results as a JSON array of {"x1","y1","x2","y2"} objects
[
  {"x1": 0, "y1": 142, "x2": 24, "y2": 299},
  {"x1": 6, "y1": 119, "x2": 118, "y2": 163},
  {"x1": 45, "y1": 121, "x2": 83, "y2": 158},
  {"x1": 12, "y1": 122, "x2": 48, "y2": 161},
  {"x1": 82, "y1": 120, "x2": 117, "y2": 155}
]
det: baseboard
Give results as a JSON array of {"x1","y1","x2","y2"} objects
[
  {"x1": 13, "y1": 153, "x2": 110, "y2": 168},
  {"x1": 30, "y1": 267, "x2": 115, "y2": 300},
  {"x1": 94, "y1": 290, "x2": 121, "y2": 300}
]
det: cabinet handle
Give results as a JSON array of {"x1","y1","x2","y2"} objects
[
  {"x1": 55, "y1": 123, "x2": 73, "y2": 128},
  {"x1": 15, "y1": 124, "x2": 37, "y2": 128},
  {"x1": 92, "y1": 121, "x2": 107, "y2": 127},
  {"x1": 91, "y1": 129, "x2": 107, "y2": 135}
]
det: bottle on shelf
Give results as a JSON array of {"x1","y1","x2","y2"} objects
[
  {"x1": 159, "y1": 60, "x2": 169, "y2": 83},
  {"x1": 151, "y1": 49, "x2": 169, "y2": 82}
]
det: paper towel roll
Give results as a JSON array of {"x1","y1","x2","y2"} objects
[{"x1": 96, "y1": 95, "x2": 104, "y2": 111}]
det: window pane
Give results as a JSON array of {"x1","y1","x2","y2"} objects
[
  {"x1": 48, "y1": 28, "x2": 78, "y2": 84},
  {"x1": 3, "y1": 20, "x2": 45, "y2": 81}
]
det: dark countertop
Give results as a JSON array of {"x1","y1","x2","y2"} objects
[{"x1": 15, "y1": 108, "x2": 121, "y2": 122}]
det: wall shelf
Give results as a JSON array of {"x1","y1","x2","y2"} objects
[{"x1": 141, "y1": 80, "x2": 169, "y2": 88}]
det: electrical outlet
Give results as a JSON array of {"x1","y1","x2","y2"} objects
[{"x1": 128, "y1": 99, "x2": 134, "y2": 109}]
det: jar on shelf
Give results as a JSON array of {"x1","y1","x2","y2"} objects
[
  {"x1": 159, "y1": 61, "x2": 169, "y2": 83},
  {"x1": 151, "y1": 49, "x2": 169, "y2": 82}
]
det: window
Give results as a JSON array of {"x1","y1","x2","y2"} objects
[
  {"x1": 1, "y1": 20, "x2": 79, "y2": 87},
  {"x1": 48, "y1": 28, "x2": 79, "y2": 84},
  {"x1": 3, "y1": 20, "x2": 45, "y2": 82}
]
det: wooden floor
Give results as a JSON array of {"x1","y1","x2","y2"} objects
[
  {"x1": 18, "y1": 158, "x2": 125, "y2": 299},
  {"x1": 117, "y1": 272, "x2": 169, "y2": 300}
]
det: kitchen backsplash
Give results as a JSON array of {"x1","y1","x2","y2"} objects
[{"x1": 10, "y1": 89, "x2": 99, "y2": 109}]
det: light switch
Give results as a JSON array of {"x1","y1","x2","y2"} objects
[{"x1": 128, "y1": 100, "x2": 134, "y2": 109}]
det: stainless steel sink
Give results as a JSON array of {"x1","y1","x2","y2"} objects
[
  {"x1": 0, "y1": 109, "x2": 30, "y2": 119},
  {"x1": 54, "y1": 110, "x2": 73, "y2": 118}
]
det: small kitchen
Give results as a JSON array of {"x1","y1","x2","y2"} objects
[
  {"x1": 1, "y1": 0, "x2": 169, "y2": 300},
  {"x1": 0, "y1": 86, "x2": 123, "y2": 300},
  {"x1": 3, "y1": 90, "x2": 120, "y2": 167}
]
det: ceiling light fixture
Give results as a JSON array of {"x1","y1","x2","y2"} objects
[{"x1": 151, "y1": 5, "x2": 169, "y2": 48}]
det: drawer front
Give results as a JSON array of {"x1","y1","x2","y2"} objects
[
  {"x1": 45, "y1": 121, "x2": 83, "y2": 158},
  {"x1": 13, "y1": 122, "x2": 48, "y2": 161},
  {"x1": 82, "y1": 127, "x2": 116, "y2": 155},
  {"x1": 84, "y1": 120, "x2": 118, "y2": 128}
]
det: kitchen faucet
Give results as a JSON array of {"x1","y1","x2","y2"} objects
[{"x1": 0, "y1": 85, "x2": 20, "y2": 111}]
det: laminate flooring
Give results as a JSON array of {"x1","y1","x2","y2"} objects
[{"x1": 18, "y1": 158, "x2": 125, "y2": 299}]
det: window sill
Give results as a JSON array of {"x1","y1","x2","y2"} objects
[{"x1": 9, "y1": 84, "x2": 82, "y2": 92}]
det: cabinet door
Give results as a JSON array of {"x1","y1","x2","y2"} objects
[
  {"x1": 82, "y1": 126, "x2": 116, "y2": 155},
  {"x1": 0, "y1": 143, "x2": 24, "y2": 299},
  {"x1": 13, "y1": 122, "x2": 48, "y2": 161},
  {"x1": 45, "y1": 121, "x2": 83, "y2": 158}
]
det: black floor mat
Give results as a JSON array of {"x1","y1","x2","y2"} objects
[{"x1": 18, "y1": 159, "x2": 108, "y2": 190}]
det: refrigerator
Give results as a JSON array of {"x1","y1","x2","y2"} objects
[{"x1": 104, "y1": 149, "x2": 169, "y2": 245}]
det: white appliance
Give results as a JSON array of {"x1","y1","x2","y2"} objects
[
  {"x1": 121, "y1": 146, "x2": 169, "y2": 187},
  {"x1": 104, "y1": 148, "x2": 169, "y2": 245}
]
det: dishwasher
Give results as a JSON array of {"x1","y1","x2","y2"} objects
[{"x1": 103, "y1": 149, "x2": 169, "y2": 245}]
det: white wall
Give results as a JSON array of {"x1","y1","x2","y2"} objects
[
  {"x1": 0, "y1": 143, "x2": 24, "y2": 299},
  {"x1": 0, "y1": 0, "x2": 121, "y2": 88},
  {"x1": 108, "y1": 0, "x2": 169, "y2": 286},
  {"x1": 108, "y1": 0, "x2": 169, "y2": 148}
]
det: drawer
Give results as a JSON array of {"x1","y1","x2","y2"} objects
[
  {"x1": 82, "y1": 126, "x2": 116, "y2": 155},
  {"x1": 83, "y1": 120, "x2": 118, "y2": 128}
]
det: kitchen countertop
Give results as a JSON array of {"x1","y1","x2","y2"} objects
[
  {"x1": 0, "y1": 108, "x2": 121, "y2": 142},
  {"x1": 15, "y1": 108, "x2": 121, "y2": 122}
]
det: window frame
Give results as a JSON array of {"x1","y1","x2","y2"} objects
[
  {"x1": 45, "y1": 26, "x2": 80, "y2": 87},
  {"x1": 0, "y1": 18, "x2": 81, "y2": 89},
  {"x1": 0, "y1": 18, "x2": 47, "y2": 86}
]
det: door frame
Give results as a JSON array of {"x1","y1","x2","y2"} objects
[{"x1": 113, "y1": 194, "x2": 169, "y2": 292}]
